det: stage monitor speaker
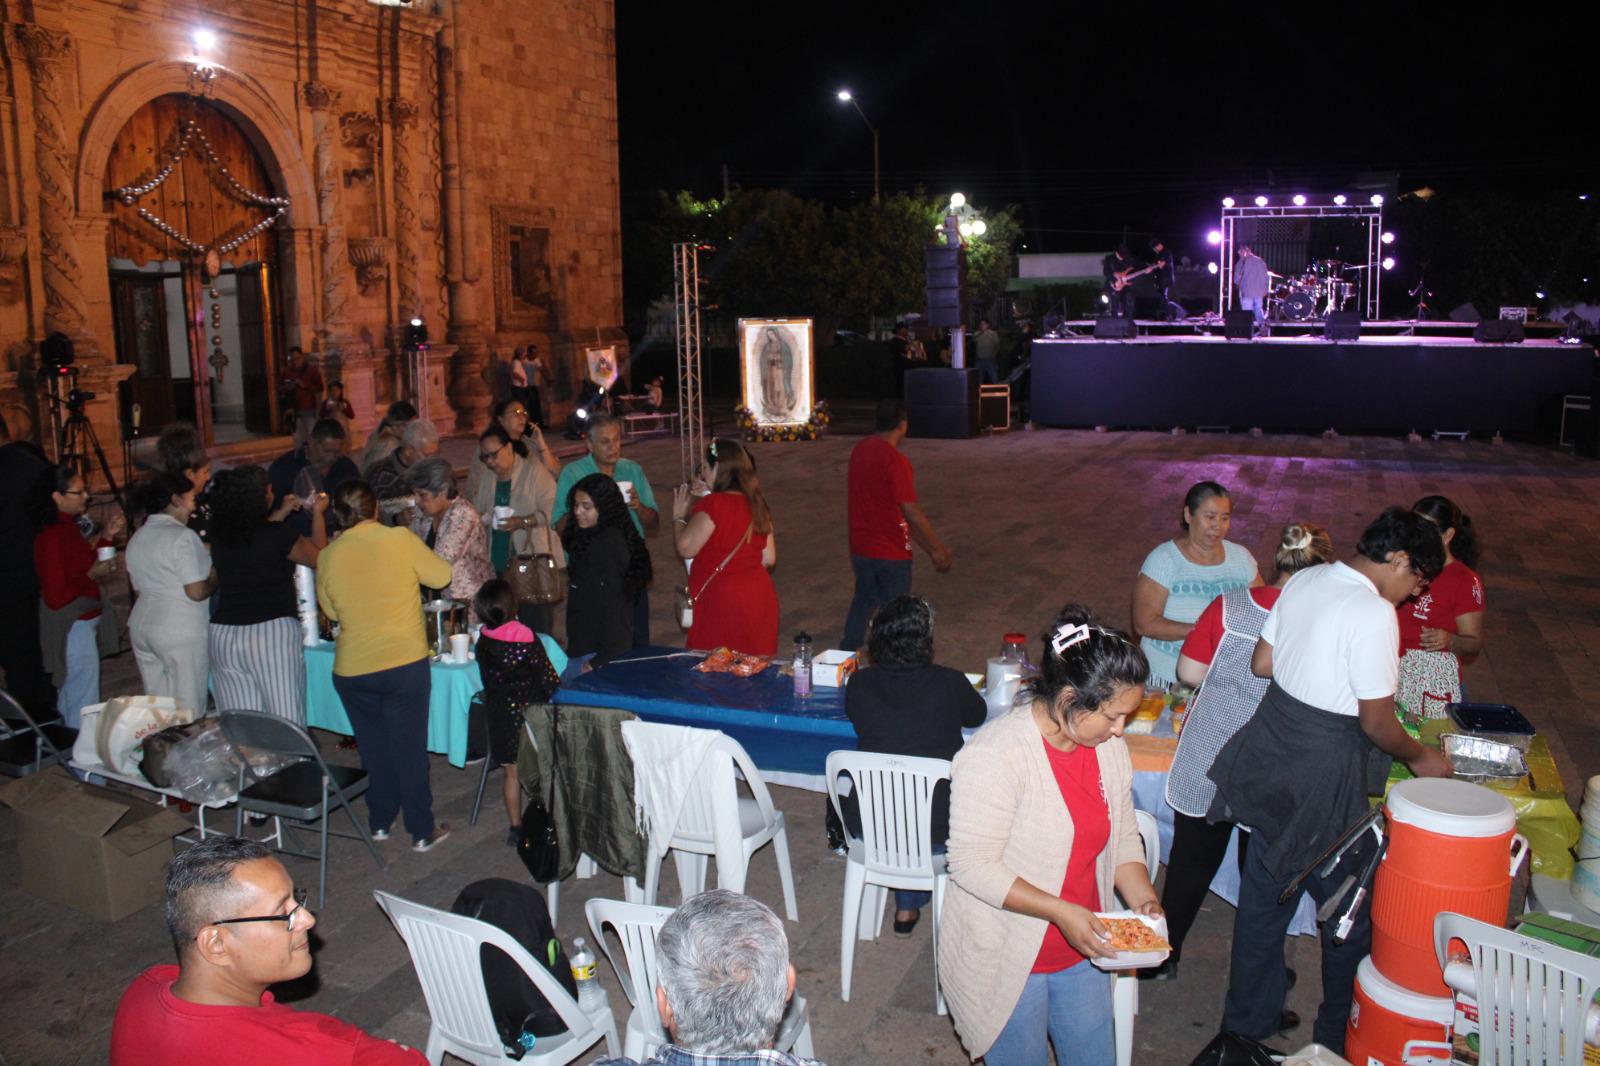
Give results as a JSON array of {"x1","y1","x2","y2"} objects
[
  {"x1": 1094, "y1": 315, "x2": 1136, "y2": 339},
  {"x1": 1325, "y1": 311, "x2": 1362, "y2": 341},
  {"x1": 1449, "y1": 303, "x2": 1482, "y2": 323},
  {"x1": 1473, "y1": 320, "x2": 1525, "y2": 344},
  {"x1": 905, "y1": 367, "x2": 976, "y2": 406},
  {"x1": 1224, "y1": 310, "x2": 1256, "y2": 340},
  {"x1": 907, "y1": 403, "x2": 978, "y2": 439}
]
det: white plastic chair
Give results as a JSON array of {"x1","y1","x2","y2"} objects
[
  {"x1": 584, "y1": 897, "x2": 815, "y2": 1061},
  {"x1": 825, "y1": 750, "x2": 952, "y2": 1014},
  {"x1": 637, "y1": 730, "x2": 798, "y2": 921},
  {"x1": 373, "y1": 890, "x2": 619, "y2": 1065},
  {"x1": 1426, "y1": 911, "x2": 1600, "y2": 1066},
  {"x1": 1112, "y1": 809, "x2": 1163, "y2": 1066}
]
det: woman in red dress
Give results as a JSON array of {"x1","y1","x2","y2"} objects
[{"x1": 671, "y1": 438, "x2": 778, "y2": 656}]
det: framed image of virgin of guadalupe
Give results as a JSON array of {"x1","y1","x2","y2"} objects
[{"x1": 738, "y1": 318, "x2": 813, "y2": 426}]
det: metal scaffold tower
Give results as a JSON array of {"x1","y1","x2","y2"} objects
[{"x1": 673, "y1": 241, "x2": 707, "y2": 482}]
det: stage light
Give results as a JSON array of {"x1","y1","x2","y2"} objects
[
  {"x1": 1293, "y1": 194, "x2": 1307, "y2": 206},
  {"x1": 958, "y1": 221, "x2": 973, "y2": 238},
  {"x1": 1222, "y1": 197, "x2": 1235, "y2": 208},
  {"x1": 1381, "y1": 257, "x2": 1395, "y2": 271},
  {"x1": 1254, "y1": 195, "x2": 1268, "y2": 207},
  {"x1": 410, "y1": 317, "x2": 422, "y2": 327},
  {"x1": 1381, "y1": 231, "x2": 1395, "y2": 244},
  {"x1": 192, "y1": 28, "x2": 217, "y2": 53},
  {"x1": 1207, "y1": 261, "x2": 1219, "y2": 275},
  {"x1": 1370, "y1": 194, "x2": 1385, "y2": 206},
  {"x1": 836, "y1": 89, "x2": 852, "y2": 102},
  {"x1": 1333, "y1": 194, "x2": 1347, "y2": 205},
  {"x1": 971, "y1": 219, "x2": 987, "y2": 236},
  {"x1": 1100, "y1": 293, "x2": 1110, "y2": 305},
  {"x1": 1206, "y1": 230, "x2": 1222, "y2": 245},
  {"x1": 404, "y1": 318, "x2": 428, "y2": 347},
  {"x1": 949, "y1": 192, "x2": 966, "y2": 209},
  {"x1": 1581, "y1": 194, "x2": 1590, "y2": 201},
  {"x1": 1535, "y1": 290, "x2": 1547, "y2": 299}
]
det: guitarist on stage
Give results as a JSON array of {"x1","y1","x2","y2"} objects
[{"x1": 1102, "y1": 244, "x2": 1146, "y2": 319}]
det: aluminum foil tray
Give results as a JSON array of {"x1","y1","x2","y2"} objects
[{"x1": 1441, "y1": 732, "x2": 1529, "y2": 784}]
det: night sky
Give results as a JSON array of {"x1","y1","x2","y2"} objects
[{"x1": 616, "y1": 4, "x2": 1595, "y2": 256}]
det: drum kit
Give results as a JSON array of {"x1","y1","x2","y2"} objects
[{"x1": 1268, "y1": 259, "x2": 1367, "y2": 321}]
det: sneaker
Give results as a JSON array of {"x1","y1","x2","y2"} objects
[
  {"x1": 413, "y1": 823, "x2": 452, "y2": 852},
  {"x1": 370, "y1": 828, "x2": 390, "y2": 842}
]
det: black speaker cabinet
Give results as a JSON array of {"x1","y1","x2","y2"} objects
[
  {"x1": 907, "y1": 404, "x2": 978, "y2": 439},
  {"x1": 1473, "y1": 320, "x2": 1525, "y2": 344},
  {"x1": 904, "y1": 368, "x2": 977, "y2": 406},
  {"x1": 1224, "y1": 310, "x2": 1256, "y2": 339},
  {"x1": 1093, "y1": 315, "x2": 1136, "y2": 339},
  {"x1": 1325, "y1": 311, "x2": 1362, "y2": 341}
]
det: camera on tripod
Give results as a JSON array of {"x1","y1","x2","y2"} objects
[{"x1": 67, "y1": 388, "x2": 96, "y2": 408}]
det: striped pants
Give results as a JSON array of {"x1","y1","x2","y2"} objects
[{"x1": 208, "y1": 617, "x2": 307, "y2": 727}]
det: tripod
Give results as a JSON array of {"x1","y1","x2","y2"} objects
[{"x1": 46, "y1": 370, "x2": 127, "y2": 519}]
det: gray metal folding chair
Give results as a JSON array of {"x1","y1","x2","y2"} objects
[
  {"x1": 217, "y1": 709, "x2": 384, "y2": 908},
  {"x1": 0, "y1": 688, "x2": 76, "y2": 778}
]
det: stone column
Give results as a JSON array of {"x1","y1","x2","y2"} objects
[
  {"x1": 436, "y1": 19, "x2": 491, "y2": 433},
  {"x1": 383, "y1": 96, "x2": 422, "y2": 326},
  {"x1": 14, "y1": 25, "x2": 91, "y2": 346},
  {"x1": 303, "y1": 81, "x2": 352, "y2": 351}
]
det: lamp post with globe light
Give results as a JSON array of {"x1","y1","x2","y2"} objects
[{"x1": 835, "y1": 90, "x2": 879, "y2": 203}]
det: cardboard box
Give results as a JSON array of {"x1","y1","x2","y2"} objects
[
  {"x1": 0, "y1": 767, "x2": 190, "y2": 921},
  {"x1": 811, "y1": 649, "x2": 857, "y2": 688}
]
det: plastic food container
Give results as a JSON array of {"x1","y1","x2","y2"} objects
[
  {"x1": 1445, "y1": 702, "x2": 1535, "y2": 751},
  {"x1": 1440, "y1": 733, "x2": 1529, "y2": 784},
  {"x1": 1088, "y1": 910, "x2": 1170, "y2": 971}
]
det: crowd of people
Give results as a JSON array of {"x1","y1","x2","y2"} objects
[{"x1": 1, "y1": 368, "x2": 1495, "y2": 1063}]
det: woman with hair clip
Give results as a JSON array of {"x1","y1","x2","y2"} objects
[
  {"x1": 1154, "y1": 521, "x2": 1335, "y2": 982},
  {"x1": 315, "y1": 479, "x2": 454, "y2": 852},
  {"x1": 1397, "y1": 495, "x2": 1485, "y2": 717},
  {"x1": 670, "y1": 438, "x2": 778, "y2": 656},
  {"x1": 561, "y1": 472, "x2": 652, "y2": 666},
  {"x1": 939, "y1": 605, "x2": 1159, "y2": 1065},
  {"x1": 125, "y1": 472, "x2": 215, "y2": 715}
]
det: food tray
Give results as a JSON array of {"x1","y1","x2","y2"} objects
[
  {"x1": 1088, "y1": 910, "x2": 1171, "y2": 971},
  {"x1": 1446, "y1": 702, "x2": 1534, "y2": 750},
  {"x1": 1441, "y1": 732, "x2": 1529, "y2": 784}
]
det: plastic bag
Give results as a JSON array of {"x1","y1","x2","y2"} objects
[
  {"x1": 160, "y1": 721, "x2": 242, "y2": 804},
  {"x1": 1185, "y1": 1032, "x2": 1281, "y2": 1066}
]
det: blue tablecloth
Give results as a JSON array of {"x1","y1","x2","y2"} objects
[
  {"x1": 553, "y1": 647, "x2": 855, "y2": 778},
  {"x1": 304, "y1": 637, "x2": 568, "y2": 768}
]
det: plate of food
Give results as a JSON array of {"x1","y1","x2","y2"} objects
[
  {"x1": 1088, "y1": 910, "x2": 1172, "y2": 971},
  {"x1": 693, "y1": 647, "x2": 772, "y2": 677}
]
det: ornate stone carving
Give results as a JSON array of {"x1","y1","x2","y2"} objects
[
  {"x1": 386, "y1": 96, "x2": 422, "y2": 320},
  {"x1": 14, "y1": 25, "x2": 88, "y2": 338},
  {"x1": 304, "y1": 82, "x2": 350, "y2": 346},
  {"x1": 0, "y1": 225, "x2": 26, "y2": 305},
  {"x1": 347, "y1": 236, "x2": 391, "y2": 294}
]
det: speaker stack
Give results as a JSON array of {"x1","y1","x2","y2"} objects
[{"x1": 905, "y1": 368, "x2": 978, "y2": 439}]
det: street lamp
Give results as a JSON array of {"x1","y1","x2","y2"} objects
[{"x1": 835, "y1": 89, "x2": 879, "y2": 203}]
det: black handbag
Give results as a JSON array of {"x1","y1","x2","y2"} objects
[{"x1": 516, "y1": 705, "x2": 561, "y2": 883}]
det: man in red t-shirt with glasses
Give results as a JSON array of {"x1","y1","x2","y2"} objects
[{"x1": 840, "y1": 399, "x2": 953, "y2": 651}]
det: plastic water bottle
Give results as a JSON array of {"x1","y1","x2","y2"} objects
[
  {"x1": 793, "y1": 632, "x2": 813, "y2": 698},
  {"x1": 569, "y1": 937, "x2": 606, "y2": 1012}
]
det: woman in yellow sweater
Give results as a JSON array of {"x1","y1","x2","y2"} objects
[{"x1": 316, "y1": 480, "x2": 454, "y2": 852}]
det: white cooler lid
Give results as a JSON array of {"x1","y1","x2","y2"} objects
[
  {"x1": 1356, "y1": 956, "x2": 1456, "y2": 1024},
  {"x1": 1386, "y1": 778, "x2": 1516, "y2": 837}
]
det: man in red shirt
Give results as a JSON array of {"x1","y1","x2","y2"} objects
[
  {"x1": 285, "y1": 347, "x2": 324, "y2": 445},
  {"x1": 111, "y1": 836, "x2": 425, "y2": 1065},
  {"x1": 840, "y1": 399, "x2": 952, "y2": 650}
]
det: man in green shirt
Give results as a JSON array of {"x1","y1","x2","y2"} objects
[{"x1": 553, "y1": 413, "x2": 659, "y2": 644}]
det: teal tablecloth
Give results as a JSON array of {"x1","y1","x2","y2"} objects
[{"x1": 303, "y1": 637, "x2": 566, "y2": 768}]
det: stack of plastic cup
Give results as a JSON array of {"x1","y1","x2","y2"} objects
[{"x1": 1575, "y1": 774, "x2": 1600, "y2": 912}]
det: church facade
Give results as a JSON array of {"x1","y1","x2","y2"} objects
[{"x1": 0, "y1": 0, "x2": 623, "y2": 475}]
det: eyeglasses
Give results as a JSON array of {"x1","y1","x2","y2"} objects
[
  {"x1": 212, "y1": 887, "x2": 311, "y2": 933},
  {"x1": 62, "y1": 489, "x2": 88, "y2": 497},
  {"x1": 505, "y1": 408, "x2": 528, "y2": 418},
  {"x1": 478, "y1": 444, "x2": 506, "y2": 464}
]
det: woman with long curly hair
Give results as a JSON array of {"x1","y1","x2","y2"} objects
[
  {"x1": 671, "y1": 438, "x2": 779, "y2": 656},
  {"x1": 206, "y1": 466, "x2": 327, "y2": 725},
  {"x1": 560, "y1": 472, "x2": 651, "y2": 665}
]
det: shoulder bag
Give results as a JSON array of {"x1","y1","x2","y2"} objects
[
  {"x1": 503, "y1": 515, "x2": 565, "y2": 606},
  {"x1": 675, "y1": 521, "x2": 752, "y2": 630},
  {"x1": 517, "y1": 703, "x2": 562, "y2": 883}
]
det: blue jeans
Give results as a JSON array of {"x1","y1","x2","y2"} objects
[
  {"x1": 841, "y1": 555, "x2": 912, "y2": 651},
  {"x1": 987, "y1": 960, "x2": 1115, "y2": 1065},
  {"x1": 1240, "y1": 296, "x2": 1265, "y2": 325},
  {"x1": 58, "y1": 616, "x2": 101, "y2": 729},
  {"x1": 333, "y1": 658, "x2": 435, "y2": 842}
]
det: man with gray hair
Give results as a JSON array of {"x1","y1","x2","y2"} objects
[
  {"x1": 596, "y1": 890, "x2": 823, "y2": 1066},
  {"x1": 365, "y1": 418, "x2": 440, "y2": 524}
]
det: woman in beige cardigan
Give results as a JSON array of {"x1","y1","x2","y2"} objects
[
  {"x1": 468, "y1": 423, "x2": 564, "y2": 633},
  {"x1": 939, "y1": 605, "x2": 1161, "y2": 1064}
]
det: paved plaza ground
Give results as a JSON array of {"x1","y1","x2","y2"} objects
[{"x1": 3, "y1": 420, "x2": 1598, "y2": 1064}]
